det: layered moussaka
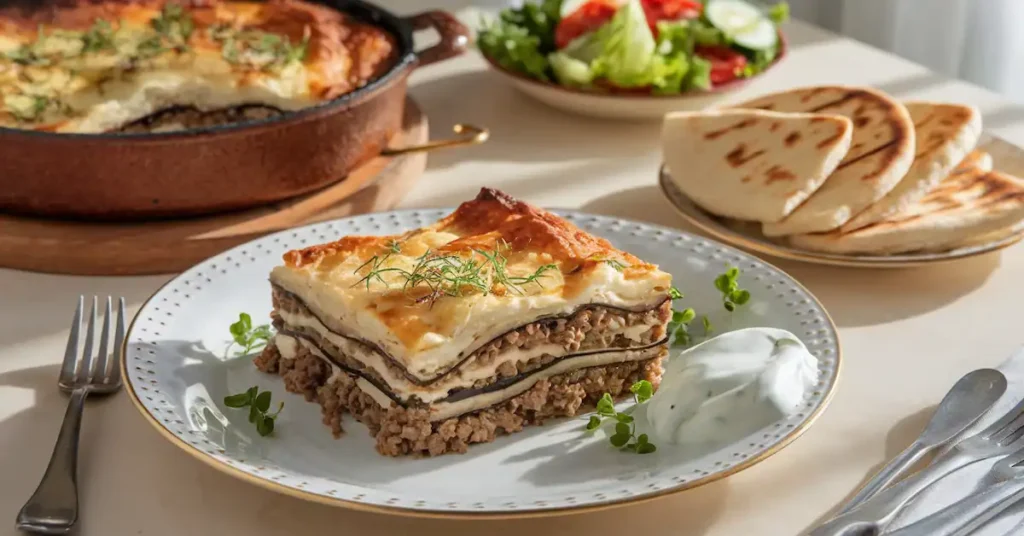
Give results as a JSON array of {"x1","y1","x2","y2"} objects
[
  {"x1": 255, "y1": 188, "x2": 673, "y2": 456},
  {"x1": 0, "y1": 0, "x2": 396, "y2": 132}
]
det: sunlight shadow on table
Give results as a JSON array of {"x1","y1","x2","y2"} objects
[
  {"x1": 801, "y1": 405, "x2": 936, "y2": 533},
  {"x1": 0, "y1": 363, "x2": 120, "y2": 516},
  {"x1": 410, "y1": 158, "x2": 646, "y2": 209},
  {"x1": 411, "y1": 70, "x2": 662, "y2": 168},
  {"x1": 581, "y1": 185, "x2": 693, "y2": 230},
  {"x1": 779, "y1": 20, "x2": 842, "y2": 51},
  {"x1": 779, "y1": 253, "x2": 1000, "y2": 328},
  {"x1": 0, "y1": 271, "x2": 168, "y2": 350}
]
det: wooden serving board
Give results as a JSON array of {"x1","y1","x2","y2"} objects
[{"x1": 0, "y1": 98, "x2": 429, "y2": 276}]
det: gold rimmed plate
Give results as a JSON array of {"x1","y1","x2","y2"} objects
[
  {"x1": 120, "y1": 209, "x2": 840, "y2": 518},
  {"x1": 658, "y1": 133, "x2": 1024, "y2": 269}
]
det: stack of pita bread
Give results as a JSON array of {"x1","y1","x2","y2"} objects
[{"x1": 662, "y1": 85, "x2": 1024, "y2": 255}]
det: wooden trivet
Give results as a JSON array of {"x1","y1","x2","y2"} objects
[{"x1": 0, "y1": 98, "x2": 436, "y2": 276}]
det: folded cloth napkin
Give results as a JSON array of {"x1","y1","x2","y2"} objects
[{"x1": 888, "y1": 345, "x2": 1024, "y2": 534}]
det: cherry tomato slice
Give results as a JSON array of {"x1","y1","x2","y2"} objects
[
  {"x1": 641, "y1": 0, "x2": 702, "y2": 33},
  {"x1": 695, "y1": 45, "x2": 748, "y2": 85},
  {"x1": 554, "y1": 1, "x2": 618, "y2": 49}
]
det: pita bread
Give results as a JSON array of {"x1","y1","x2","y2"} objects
[
  {"x1": 840, "y1": 102, "x2": 982, "y2": 232},
  {"x1": 731, "y1": 86, "x2": 916, "y2": 236},
  {"x1": 662, "y1": 109, "x2": 853, "y2": 223},
  {"x1": 951, "y1": 150, "x2": 994, "y2": 175},
  {"x1": 788, "y1": 159, "x2": 1024, "y2": 254}
]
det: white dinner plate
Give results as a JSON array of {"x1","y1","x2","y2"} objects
[{"x1": 122, "y1": 209, "x2": 841, "y2": 518}]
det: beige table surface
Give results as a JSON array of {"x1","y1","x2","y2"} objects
[{"x1": 3, "y1": 4, "x2": 1024, "y2": 535}]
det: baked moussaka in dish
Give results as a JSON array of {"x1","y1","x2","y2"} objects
[
  {"x1": 255, "y1": 188, "x2": 673, "y2": 456},
  {"x1": 0, "y1": 0, "x2": 396, "y2": 132}
]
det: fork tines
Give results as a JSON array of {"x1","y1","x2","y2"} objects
[{"x1": 60, "y1": 296, "x2": 126, "y2": 389}]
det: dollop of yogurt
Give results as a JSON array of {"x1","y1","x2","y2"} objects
[{"x1": 647, "y1": 327, "x2": 819, "y2": 447}]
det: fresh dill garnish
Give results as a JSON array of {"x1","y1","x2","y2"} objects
[
  {"x1": 5, "y1": 44, "x2": 43, "y2": 65},
  {"x1": 604, "y1": 259, "x2": 627, "y2": 271},
  {"x1": 714, "y1": 266, "x2": 750, "y2": 312},
  {"x1": 586, "y1": 255, "x2": 628, "y2": 272},
  {"x1": 211, "y1": 24, "x2": 311, "y2": 71},
  {"x1": 5, "y1": 25, "x2": 52, "y2": 66},
  {"x1": 81, "y1": 19, "x2": 117, "y2": 53},
  {"x1": 353, "y1": 240, "x2": 404, "y2": 290},
  {"x1": 507, "y1": 262, "x2": 558, "y2": 288},
  {"x1": 223, "y1": 386, "x2": 283, "y2": 437},
  {"x1": 353, "y1": 241, "x2": 559, "y2": 305},
  {"x1": 135, "y1": 35, "x2": 167, "y2": 59},
  {"x1": 150, "y1": 3, "x2": 194, "y2": 51},
  {"x1": 5, "y1": 94, "x2": 53, "y2": 122},
  {"x1": 585, "y1": 380, "x2": 656, "y2": 454}
]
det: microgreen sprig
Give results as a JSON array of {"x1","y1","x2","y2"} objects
[
  {"x1": 585, "y1": 380, "x2": 657, "y2": 454},
  {"x1": 667, "y1": 307, "x2": 696, "y2": 347},
  {"x1": 228, "y1": 312, "x2": 273, "y2": 356},
  {"x1": 714, "y1": 266, "x2": 750, "y2": 312},
  {"x1": 223, "y1": 386, "x2": 283, "y2": 436}
]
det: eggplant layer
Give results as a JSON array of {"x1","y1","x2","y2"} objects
[
  {"x1": 271, "y1": 283, "x2": 670, "y2": 386},
  {"x1": 274, "y1": 330, "x2": 668, "y2": 408}
]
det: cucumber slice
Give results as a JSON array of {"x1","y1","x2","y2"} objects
[
  {"x1": 732, "y1": 18, "x2": 778, "y2": 50},
  {"x1": 549, "y1": 51, "x2": 595, "y2": 85},
  {"x1": 705, "y1": 0, "x2": 778, "y2": 50}
]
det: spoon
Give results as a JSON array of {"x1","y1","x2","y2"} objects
[{"x1": 835, "y1": 368, "x2": 1007, "y2": 515}]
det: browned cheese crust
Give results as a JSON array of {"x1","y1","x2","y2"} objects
[{"x1": 283, "y1": 187, "x2": 662, "y2": 283}]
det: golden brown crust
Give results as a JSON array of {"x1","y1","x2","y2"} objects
[
  {"x1": 737, "y1": 86, "x2": 915, "y2": 184},
  {"x1": 0, "y1": 0, "x2": 396, "y2": 101},
  {"x1": 283, "y1": 188, "x2": 659, "y2": 278}
]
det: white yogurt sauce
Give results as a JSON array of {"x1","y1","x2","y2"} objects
[{"x1": 646, "y1": 327, "x2": 819, "y2": 447}]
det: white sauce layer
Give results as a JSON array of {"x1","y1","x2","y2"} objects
[
  {"x1": 65, "y1": 68, "x2": 314, "y2": 133},
  {"x1": 274, "y1": 334, "x2": 394, "y2": 409},
  {"x1": 271, "y1": 259, "x2": 670, "y2": 379},
  {"x1": 646, "y1": 328, "x2": 819, "y2": 447},
  {"x1": 273, "y1": 333, "x2": 665, "y2": 422},
  {"x1": 276, "y1": 309, "x2": 658, "y2": 403},
  {"x1": 428, "y1": 346, "x2": 663, "y2": 421}
]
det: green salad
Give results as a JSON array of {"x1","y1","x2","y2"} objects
[{"x1": 478, "y1": 0, "x2": 788, "y2": 94}]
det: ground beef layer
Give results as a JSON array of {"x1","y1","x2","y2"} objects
[
  {"x1": 271, "y1": 284, "x2": 670, "y2": 390},
  {"x1": 254, "y1": 343, "x2": 666, "y2": 457}
]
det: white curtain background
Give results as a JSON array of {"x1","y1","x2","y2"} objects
[{"x1": 789, "y1": 0, "x2": 1024, "y2": 103}]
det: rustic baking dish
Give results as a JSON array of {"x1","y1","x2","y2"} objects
[{"x1": 0, "y1": 0, "x2": 479, "y2": 220}]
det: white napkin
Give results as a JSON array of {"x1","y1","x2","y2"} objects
[{"x1": 888, "y1": 345, "x2": 1024, "y2": 534}]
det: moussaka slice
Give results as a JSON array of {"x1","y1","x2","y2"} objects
[{"x1": 255, "y1": 188, "x2": 673, "y2": 456}]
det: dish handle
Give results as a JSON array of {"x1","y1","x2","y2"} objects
[
  {"x1": 403, "y1": 11, "x2": 471, "y2": 68},
  {"x1": 381, "y1": 124, "x2": 488, "y2": 156}
]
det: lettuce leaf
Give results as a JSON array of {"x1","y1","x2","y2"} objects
[
  {"x1": 477, "y1": 0, "x2": 562, "y2": 81},
  {"x1": 588, "y1": 0, "x2": 657, "y2": 87}
]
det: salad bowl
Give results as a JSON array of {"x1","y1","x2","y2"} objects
[{"x1": 478, "y1": 0, "x2": 789, "y2": 120}]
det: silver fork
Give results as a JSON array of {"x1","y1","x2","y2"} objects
[
  {"x1": 16, "y1": 296, "x2": 125, "y2": 535},
  {"x1": 887, "y1": 442, "x2": 1024, "y2": 536},
  {"x1": 811, "y1": 395, "x2": 1024, "y2": 536}
]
